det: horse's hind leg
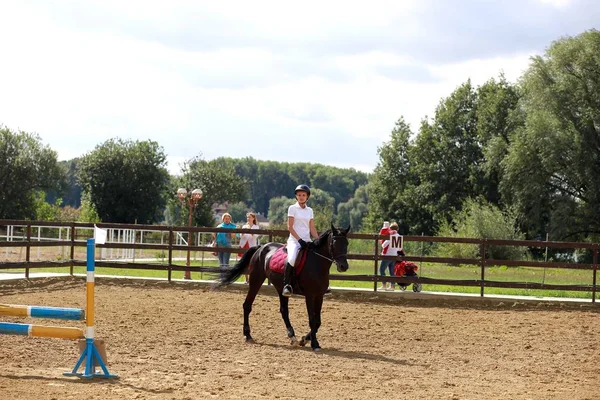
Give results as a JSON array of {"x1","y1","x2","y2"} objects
[
  {"x1": 278, "y1": 294, "x2": 299, "y2": 345},
  {"x1": 243, "y1": 271, "x2": 265, "y2": 343}
]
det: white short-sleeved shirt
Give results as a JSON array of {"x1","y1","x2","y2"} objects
[
  {"x1": 239, "y1": 224, "x2": 260, "y2": 247},
  {"x1": 287, "y1": 202, "x2": 314, "y2": 241}
]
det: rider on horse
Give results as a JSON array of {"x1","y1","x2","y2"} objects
[{"x1": 282, "y1": 184, "x2": 319, "y2": 297}]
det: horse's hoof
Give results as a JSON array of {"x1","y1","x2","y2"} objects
[
  {"x1": 290, "y1": 336, "x2": 300, "y2": 346},
  {"x1": 313, "y1": 347, "x2": 321, "y2": 353},
  {"x1": 245, "y1": 336, "x2": 255, "y2": 344},
  {"x1": 299, "y1": 339, "x2": 307, "y2": 347}
]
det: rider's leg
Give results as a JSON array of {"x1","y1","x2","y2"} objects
[
  {"x1": 282, "y1": 262, "x2": 294, "y2": 297},
  {"x1": 283, "y1": 239, "x2": 300, "y2": 297}
]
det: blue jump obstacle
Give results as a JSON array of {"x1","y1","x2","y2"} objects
[
  {"x1": 0, "y1": 304, "x2": 85, "y2": 320},
  {"x1": 0, "y1": 238, "x2": 117, "y2": 379},
  {"x1": 0, "y1": 321, "x2": 84, "y2": 339}
]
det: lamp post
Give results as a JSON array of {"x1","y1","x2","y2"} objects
[{"x1": 177, "y1": 188, "x2": 203, "y2": 280}]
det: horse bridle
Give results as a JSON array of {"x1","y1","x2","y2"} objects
[{"x1": 312, "y1": 234, "x2": 348, "y2": 267}]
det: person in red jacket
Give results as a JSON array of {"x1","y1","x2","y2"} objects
[{"x1": 378, "y1": 221, "x2": 398, "y2": 290}]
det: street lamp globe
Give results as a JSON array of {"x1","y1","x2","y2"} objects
[
  {"x1": 191, "y1": 188, "x2": 203, "y2": 202},
  {"x1": 177, "y1": 188, "x2": 188, "y2": 202}
]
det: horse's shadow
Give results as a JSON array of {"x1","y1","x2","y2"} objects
[{"x1": 257, "y1": 342, "x2": 422, "y2": 367}]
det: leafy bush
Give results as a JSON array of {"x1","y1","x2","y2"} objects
[{"x1": 436, "y1": 199, "x2": 527, "y2": 260}]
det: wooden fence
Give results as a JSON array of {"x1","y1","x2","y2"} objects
[{"x1": 0, "y1": 220, "x2": 598, "y2": 303}]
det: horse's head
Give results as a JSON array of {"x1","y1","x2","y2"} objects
[{"x1": 329, "y1": 224, "x2": 350, "y2": 272}]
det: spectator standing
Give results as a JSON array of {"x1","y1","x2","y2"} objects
[
  {"x1": 239, "y1": 212, "x2": 260, "y2": 283},
  {"x1": 212, "y1": 213, "x2": 237, "y2": 268},
  {"x1": 378, "y1": 221, "x2": 398, "y2": 291}
]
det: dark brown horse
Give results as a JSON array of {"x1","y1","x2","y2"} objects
[{"x1": 215, "y1": 224, "x2": 350, "y2": 351}]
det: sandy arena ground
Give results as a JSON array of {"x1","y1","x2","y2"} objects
[{"x1": 1, "y1": 277, "x2": 599, "y2": 400}]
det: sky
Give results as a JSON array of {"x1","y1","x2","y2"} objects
[{"x1": 0, "y1": 0, "x2": 598, "y2": 175}]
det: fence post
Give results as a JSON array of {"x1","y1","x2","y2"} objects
[
  {"x1": 593, "y1": 248, "x2": 597, "y2": 304},
  {"x1": 25, "y1": 224, "x2": 31, "y2": 279},
  {"x1": 168, "y1": 228, "x2": 174, "y2": 282},
  {"x1": 267, "y1": 234, "x2": 273, "y2": 286},
  {"x1": 70, "y1": 223, "x2": 75, "y2": 275},
  {"x1": 374, "y1": 234, "x2": 379, "y2": 292},
  {"x1": 480, "y1": 241, "x2": 486, "y2": 297}
]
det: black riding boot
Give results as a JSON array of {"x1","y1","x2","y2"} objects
[{"x1": 282, "y1": 262, "x2": 294, "y2": 297}]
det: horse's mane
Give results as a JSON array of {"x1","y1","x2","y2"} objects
[{"x1": 311, "y1": 229, "x2": 332, "y2": 248}]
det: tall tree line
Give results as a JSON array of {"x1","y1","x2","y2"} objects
[
  {"x1": 211, "y1": 157, "x2": 368, "y2": 217},
  {"x1": 368, "y1": 29, "x2": 600, "y2": 243}
]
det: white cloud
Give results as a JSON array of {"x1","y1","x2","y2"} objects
[{"x1": 0, "y1": 0, "x2": 596, "y2": 176}]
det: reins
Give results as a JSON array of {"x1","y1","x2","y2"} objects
[{"x1": 309, "y1": 234, "x2": 347, "y2": 265}]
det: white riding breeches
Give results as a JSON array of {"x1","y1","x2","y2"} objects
[{"x1": 286, "y1": 238, "x2": 302, "y2": 266}]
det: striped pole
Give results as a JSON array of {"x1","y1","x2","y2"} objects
[
  {"x1": 0, "y1": 304, "x2": 84, "y2": 320},
  {"x1": 86, "y1": 238, "x2": 95, "y2": 341},
  {"x1": 0, "y1": 322, "x2": 84, "y2": 339},
  {"x1": 64, "y1": 238, "x2": 117, "y2": 379}
]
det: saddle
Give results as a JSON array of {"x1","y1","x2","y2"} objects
[{"x1": 269, "y1": 246, "x2": 308, "y2": 276}]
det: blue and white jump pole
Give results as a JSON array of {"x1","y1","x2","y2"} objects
[
  {"x1": 64, "y1": 238, "x2": 117, "y2": 379},
  {"x1": 0, "y1": 304, "x2": 85, "y2": 320},
  {"x1": 0, "y1": 304, "x2": 85, "y2": 339}
]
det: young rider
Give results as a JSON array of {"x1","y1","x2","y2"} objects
[{"x1": 282, "y1": 184, "x2": 319, "y2": 297}]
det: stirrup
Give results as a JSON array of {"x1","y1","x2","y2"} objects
[{"x1": 282, "y1": 285, "x2": 293, "y2": 297}]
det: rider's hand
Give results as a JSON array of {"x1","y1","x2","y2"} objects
[{"x1": 298, "y1": 239, "x2": 308, "y2": 249}]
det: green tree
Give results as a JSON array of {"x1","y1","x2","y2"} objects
[
  {"x1": 34, "y1": 192, "x2": 61, "y2": 221},
  {"x1": 410, "y1": 81, "x2": 481, "y2": 234},
  {"x1": 46, "y1": 159, "x2": 82, "y2": 208},
  {"x1": 476, "y1": 76, "x2": 523, "y2": 206},
  {"x1": 253, "y1": 161, "x2": 295, "y2": 216},
  {"x1": 309, "y1": 188, "x2": 335, "y2": 231},
  {"x1": 0, "y1": 126, "x2": 64, "y2": 219},
  {"x1": 77, "y1": 138, "x2": 169, "y2": 224},
  {"x1": 227, "y1": 201, "x2": 250, "y2": 224},
  {"x1": 337, "y1": 185, "x2": 369, "y2": 232},
  {"x1": 364, "y1": 117, "x2": 415, "y2": 233},
  {"x1": 174, "y1": 157, "x2": 248, "y2": 227},
  {"x1": 267, "y1": 196, "x2": 295, "y2": 226},
  {"x1": 78, "y1": 193, "x2": 101, "y2": 223},
  {"x1": 209, "y1": 157, "x2": 369, "y2": 217},
  {"x1": 501, "y1": 29, "x2": 600, "y2": 240}
]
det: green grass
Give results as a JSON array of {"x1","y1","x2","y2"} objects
[
  {"x1": 328, "y1": 259, "x2": 596, "y2": 299},
  {"x1": 3, "y1": 257, "x2": 597, "y2": 300}
]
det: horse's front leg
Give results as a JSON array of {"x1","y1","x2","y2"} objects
[
  {"x1": 300, "y1": 295, "x2": 323, "y2": 351},
  {"x1": 278, "y1": 294, "x2": 298, "y2": 345}
]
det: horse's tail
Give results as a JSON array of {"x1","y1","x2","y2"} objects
[{"x1": 214, "y1": 245, "x2": 261, "y2": 288}]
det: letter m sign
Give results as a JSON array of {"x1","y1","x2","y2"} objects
[{"x1": 388, "y1": 233, "x2": 403, "y2": 254}]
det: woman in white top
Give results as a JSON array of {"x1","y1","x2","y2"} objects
[
  {"x1": 239, "y1": 212, "x2": 260, "y2": 283},
  {"x1": 283, "y1": 184, "x2": 319, "y2": 297}
]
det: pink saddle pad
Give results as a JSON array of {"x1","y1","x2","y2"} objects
[{"x1": 269, "y1": 247, "x2": 307, "y2": 275}]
